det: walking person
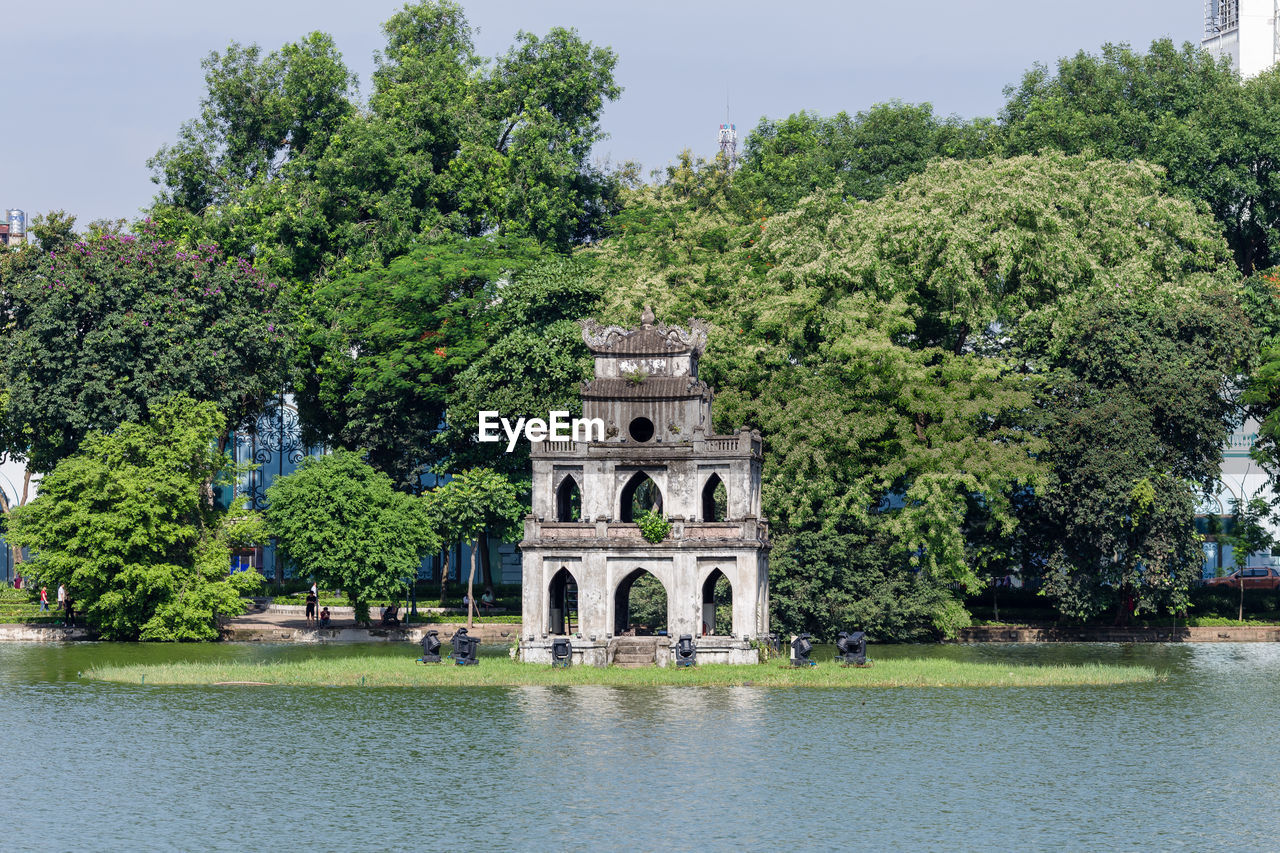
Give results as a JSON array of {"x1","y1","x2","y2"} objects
[{"x1": 39, "y1": 585, "x2": 48, "y2": 612}]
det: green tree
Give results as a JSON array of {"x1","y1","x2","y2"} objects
[
  {"x1": 440, "y1": 254, "x2": 600, "y2": 476},
  {"x1": 1223, "y1": 495, "x2": 1275, "y2": 622},
  {"x1": 770, "y1": 529, "x2": 968, "y2": 642},
  {"x1": 428, "y1": 467, "x2": 525, "y2": 628},
  {"x1": 149, "y1": 1, "x2": 621, "y2": 282},
  {"x1": 296, "y1": 235, "x2": 545, "y2": 486},
  {"x1": 1001, "y1": 38, "x2": 1280, "y2": 275},
  {"x1": 265, "y1": 449, "x2": 439, "y2": 624},
  {"x1": 0, "y1": 224, "x2": 294, "y2": 473},
  {"x1": 587, "y1": 150, "x2": 1239, "y2": 624},
  {"x1": 5, "y1": 397, "x2": 262, "y2": 641},
  {"x1": 734, "y1": 103, "x2": 997, "y2": 214},
  {"x1": 1028, "y1": 296, "x2": 1250, "y2": 622}
]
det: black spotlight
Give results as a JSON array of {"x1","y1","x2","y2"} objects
[
  {"x1": 451, "y1": 628, "x2": 479, "y2": 666},
  {"x1": 551, "y1": 637, "x2": 572, "y2": 667},
  {"x1": 790, "y1": 633, "x2": 815, "y2": 667},
  {"x1": 675, "y1": 634, "x2": 697, "y2": 667},
  {"x1": 836, "y1": 630, "x2": 867, "y2": 665},
  {"x1": 766, "y1": 633, "x2": 782, "y2": 654},
  {"x1": 419, "y1": 629, "x2": 442, "y2": 663}
]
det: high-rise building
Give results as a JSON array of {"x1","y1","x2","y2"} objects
[{"x1": 1202, "y1": 0, "x2": 1279, "y2": 78}]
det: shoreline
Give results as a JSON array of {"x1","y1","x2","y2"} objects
[
  {"x1": 956, "y1": 624, "x2": 1280, "y2": 643},
  {"x1": 8, "y1": 622, "x2": 1280, "y2": 645}
]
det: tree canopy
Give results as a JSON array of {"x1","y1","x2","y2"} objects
[
  {"x1": 586, "y1": 149, "x2": 1243, "y2": 629},
  {"x1": 148, "y1": 0, "x2": 622, "y2": 282},
  {"x1": 1000, "y1": 38, "x2": 1280, "y2": 275},
  {"x1": 265, "y1": 449, "x2": 439, "y2": 617},
  {"x1": 0, "y1": 223, "x2": 293, "y2": 473},
  {"x1": 5, "y1": 397, "x2": 262, "y2": 641}
]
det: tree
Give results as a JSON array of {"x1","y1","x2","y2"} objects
[
  {"x1": 296, "y1": 235, "x2": 545, "y2": 487},
  {"x1": 1000, "y1": 38, "x2": 1280, "y2": 275},
  {"x1": 5, "y1": 397, "x2": 262, "y2": 641},
  {"x1": 587, "y1": 150, "x2": 1239, "y2": 623},
  {"x1": 1028, "y1": 296, "x2": 1250, "y2": 622},
  {"x1": 427, "y1": 468, "x2": 525, "y2": 628},
  {"x1": 734, "y1": 103, "x2": 997, "y2": 214},
  {"x1": 769, "y1": 529, "x2": 969, "y2": 642},
  {"x1": 148, "y1": 1, "x2": 622, "y2": 282},
  {"x1": 265, "y1": 449, "x2": 439, "y2": 624},
  {"x1": 1223, "y1": 495, "x2": 1275, "y2": 622},
  {"x1": 440, "y1": 254, "x2": 600, "y2": 476},
  {"x1": 0, "y1": 224, "x2": 294, "y2": 473}
]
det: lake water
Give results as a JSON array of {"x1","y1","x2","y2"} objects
[{"x1": 2, "y1": 641, "x2": 1277, "y2": 851}]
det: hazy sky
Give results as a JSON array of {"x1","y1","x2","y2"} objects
[{"x1": 3, "y1": 1, "x2": 1198, "y2": 226}]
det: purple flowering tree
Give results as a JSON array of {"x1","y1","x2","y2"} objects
[{"x1": 0, "y1": 221, "x2": 294, "y2": 472}]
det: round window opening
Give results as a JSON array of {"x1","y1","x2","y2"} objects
[{"x1": 629, "y1": 416, "x2": 655, "y2": 442}]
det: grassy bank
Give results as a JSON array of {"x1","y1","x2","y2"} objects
[{"x1": 87, "y1": 655, "x2": 1157, "y2": 688}]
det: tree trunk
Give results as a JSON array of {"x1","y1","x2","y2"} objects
[
  {"x1": 479, "y1": 530, "x2": 493, "y2": 590},
  {"x1": 439, "y1": 548, "x2": 450, "y2": 607},
  {"x1": 13, "y1": 469, "x2": 31, "y2": 565},
  {"x1": 1239, "y1": 579, "x2": 1245, "y2": 624},
  {"x1": 467, "y1": 538, "x2": 478, "y2": 631}
]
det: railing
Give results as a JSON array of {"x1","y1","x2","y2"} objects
[{"x1": 528, "y1": 519, "x2": 769, "y2": 544}]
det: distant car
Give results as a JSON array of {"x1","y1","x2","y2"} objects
[{"x1": 1205, "y1": 568, "x2": 1280, "y2": 590}]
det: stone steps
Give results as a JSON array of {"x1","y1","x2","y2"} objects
[
  {"x1": 611, "y1": 637, "x2": 663, "y2": 667},
  {"x1": 614, "y1": 652, "x2": 655, "y2": 667}
]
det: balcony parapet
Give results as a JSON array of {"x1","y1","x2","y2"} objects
[
  {"x1": 522, "y1": 516, "x2": 769, "y2": 547},
  {"x1": 532, "y1": 426, "x2": 762, "y2": 459}
]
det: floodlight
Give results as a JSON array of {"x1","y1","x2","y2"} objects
[
  {"x1": 675, "y1": 634, "x2": 696, "y2": 667},
  {"x1": 552, "y1": 637, "x2": 572, "y2": 667},
  {"x1": 836, "y1": 630, "x2": 867, "y2": 665},
  {"x1": 419, "y1": 629, "x2": 442, "y2": 663},
  {"x1": 452, "y1": 628, "x2": 479, "y2": 665},
  {"x1": 790, "y1": 633, "x2": 814, "y2": 667}
]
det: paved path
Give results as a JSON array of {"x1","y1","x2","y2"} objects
[{"x1": 221, "y1": 605, "x2": 521, "y2": 644}]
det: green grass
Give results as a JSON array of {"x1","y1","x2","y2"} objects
[{"x1": 86, "y1": 655, "x2": 1157, "y2": 688}]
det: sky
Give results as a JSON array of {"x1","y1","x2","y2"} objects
[{"x1": 2, "y1": 0, "x2": 1199, "y2": 227}]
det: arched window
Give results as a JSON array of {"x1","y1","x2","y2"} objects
[
  {"x1": 701, "y1": 569, "x2": 733, "y2": 635},
  {"x1": 556, "y1": 476, "x2": 582, "y2": 522},
  {"x1": 614, "y1": 568, "x2": 668, "y2": 636},
  {"x1": 548, "y1": 567, "x2": 579, "y2": 635},
  {"x1": 620, "y1": 471, "x2": 663, "y2": 522},
  {"x1": 701, "y1": 474, "x2": 727, "y2": 521}
]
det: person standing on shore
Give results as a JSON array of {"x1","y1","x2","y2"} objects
[
  {"x1": 305, "y1": 589, "x2": 318, "y2": 626},
  {"x1": 39, "y1": 586, "x2": 48, "y2": 611},
  {"x1": 56, "y1": 583, "x2": 66, "y2": 612}
]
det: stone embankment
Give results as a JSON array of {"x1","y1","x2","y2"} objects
[
  {"x1": 219, "y1": 609, "x2": 520, "y2": 644},
  {"x1": 0, "y1": 624, "x2": 94, "y2": 642},
  {"x1": 958, "y1": 625, "x2": 1280, "y2": 643}
]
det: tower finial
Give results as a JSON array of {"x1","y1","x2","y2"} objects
[{"x1": 641, "y1": 305, "x2": 655, "y2": 328}]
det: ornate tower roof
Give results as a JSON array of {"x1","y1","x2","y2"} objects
[{"x1": 581, "y1": 307, "x2": 708, "y2": 356}]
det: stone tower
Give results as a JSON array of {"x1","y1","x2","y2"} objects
[{"x1": 519, "y1": 309, "x2": 769, "y2": 665}]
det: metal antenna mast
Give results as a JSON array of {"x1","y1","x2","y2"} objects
[{"x1": 718, "y1": 94, "x2": 738, "y2": 174}]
